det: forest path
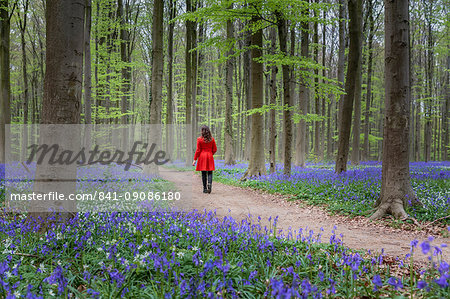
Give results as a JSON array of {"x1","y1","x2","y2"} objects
[{"x1": 160, "y1": 168, "x2": 450, "y2": 263}]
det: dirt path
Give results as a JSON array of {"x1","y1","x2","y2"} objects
[{"x1": 160, "y1": 168, "x2": 450, "y2": 263}]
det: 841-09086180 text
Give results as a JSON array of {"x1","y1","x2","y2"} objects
[{"x1": 9, "y1": 191, "x2": 182, "y2": 202}]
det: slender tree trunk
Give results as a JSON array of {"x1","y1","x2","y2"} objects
[
  {"x1": 18, "y1": 0, "x2": 30, "y2": 161},
  {"x1": 84, "y1": 0, "x2": 92, "y2": 151},
  {"x1": 148, "y1": 0, "x2": 164, "y2": 173},
  {"x1": 350, "y1": 16, "x2": 363, "y2": 166},
  {"x1": 337, "y1": 0, "x2": 346, "y2": 135},
  {"x1": 185, "y1": 0, "x2": 193, "y2": 165},
  {"x1": 0, "y1": 0, "x2": 11, "y2": 164},
  {"x1": 370, "y1": 0, "x2": 418, "y2": 220},
  {"x1": 443, "y1": 54, "x2": 449, "y2": 161},
  {"x1": 424, "y1": 1, "x2": 433, "y2": 162},
  {"x1": 166, "y1": 0, "x2": 176, "y2": 160},
  {"x1": 276, "y1": 13, "x2": 292, "y2": 176},
  {"x1": 243, "y1": 29, "x2": 252, "y2": 161},
  {"x1": 335, "y1": 0, "x2": 362, "y2": 174},
  {"x1": 295, "y1": 0, "x2": 309, "y2": 168},
  {"x1": 242, "y1": 16, "x2": 266, "y2": 178},
  {"x1": 224, "y1": 8, "x2": 235, "y2": 165},
  {"x1": 363, "y1": 0, "x2": 374, "y2": 161},
  {"x1": 269, "y1": 27, "x2": 277, "y2": 173},
  {"x1": 313, "y1": 4, "x2": 320, "y2": 160},
  {"x1": 320, "y1": 8, "x2": 326, "y2": 161}
]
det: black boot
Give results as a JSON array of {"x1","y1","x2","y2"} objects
[
  {"x1": 202, "y1": 171, "x2": 208, "y2": 193},
  {"x1": 207, "y1": 171, "x2": 213, "y2": 193}
]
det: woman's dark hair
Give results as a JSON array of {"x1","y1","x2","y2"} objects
[{"x1": 201, "y1": 125, "x2": 212, "y2": 142}]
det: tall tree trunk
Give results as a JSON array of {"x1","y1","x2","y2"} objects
[
  {"x1": 118, "y1": 0, "x2": 130, "y2": 150},
  {"x1": 84, "y1": 0, "x2": 92, "y2": 151},
  {"x1": 185, "y1": 0, "x2": 193, "y2": 166},
  {"x1": 337, "y1": 0, "x2": 346, "y2": 135},
  {"x1": 335, "y1": 0, "x2": 362, "y2": 174},
  {"x1": 242, "y1": 16, "x2": 266, "y2": 178},
  {"x1": 424, "y1": 0, "x2": 433, "y2": 162},
  {"x1": 243, "y1": 29, "x2": 252, "y2": 161},
  {"x1": 18, "y1": 0, "x2": 30, "y2": 161},
  {"x1": 276, "y1": 13, "x2": 292, "y2": 176},
  {"x1": 370, "y1": 0, "x2": 418, "y2": 220},
  {"x1": 224, "y1": 8, "x2": 235, "y2": 165},
  {"x1": 295, "y1": 0, "x2": 309, "y2": 168},
  {"x1": 166, "y1": 0, "x2": 176, "y2": 160},
  {"x1": 320, "y1": 8, "x2": 326, "y2": 161},
  {"x1": 350, "y1": 12, "x2": 364, "y2": 166},
  {"x1": 443, "y1": 54, "x2": 449, "y2": 161},
  {"x1": 363, "y1": 0, "x2": 374, "y2": 161},
  {"x1": 148, "y1": 0, "x2": 163, "y2": 173},
  {"x1": 313, "y1": 4, "x2": 320, "y2": 160},
  {"x1": 269, "y1": 27, "x2": 277, "y2": 173},
  {"x1": 0, "y1": 0, "x2": 11, "y2": 164},
  {"x1": 31, "y1": 0, "x2": 85, "y2": 223}
]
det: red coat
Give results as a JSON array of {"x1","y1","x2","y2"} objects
[{"x1": 194, "y1": 137, "x2": 217, "y2": 171}]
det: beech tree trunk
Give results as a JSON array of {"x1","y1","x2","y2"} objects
[
  {"x1": 224, "y1": 8, "x2": 235, "y2": 165},
  {"x1": 243, "y1": 29, "x2": 252, "y2": 161},
  {"x1": 350, "y1": 21, "x2": 363, "y2": 166},
  {"x1": 242, "y1": 16, "x2": 266, "y2": 178},
  {"x1": 185, "y1": 0, "x2": 193, "y2": 166},
  {"x1": 269, "y1": 27, "x2": 277, "y2": 173},
  {"x1": 0, "y1": 0, "x2": 11, "y2": 164},
  {"x1": 148, "y1": 0, "x2": 163, "y2": 174},
  {"x1": 335, "y1": 0, "x2": 362, "y2": 174},
  {"x1": 295, "y1": 0, "x2": 309, "y2": 168},
  {"x1": 18, "y1": 0, "x2": 30, "y2": 161},
  {"x1": 31, "y1": 0, "x2": 85, "y2": 223},
  {"x1": 313, "y1": 4, "x2": 320, "y2": 160},
  {"x1": 443, "y1": 54, "x2": 449, "y2": 161},
  {"x1": 363, "y1": 0, "x2": 374, "y2": 161},
  {"x1": 166, "y1": 0, "x2": 176, "y2": 159},
  {"x1": 337, "y1": 0, "x2": 346, "y2": 135},
  {"x1": 276, "y1": 13, "x2": 292, "y2": 176},
  {"x1": 370, "y1": 0, "x2": 418, "y2": 220},
  {"x1": 84, "y1": 0, "x2": 92, "y2": 150}
]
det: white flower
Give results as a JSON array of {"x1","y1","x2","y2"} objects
[
  {"x1": 177, "y1": 251, "x2": 185, "y2": 258},
  {"x1": 49, "y1": 289, "x2": 55, "y2": 296},
  {"x1": 97, "y1": 247, "x2": 103, "y2": 251},
  {"x1": 14, "y1": 291, "x2": 20, "y2": 297},
  {"x1": 39, "y1": 263, "x2": 46, "y2": 273},
  {"x1": 192, "y1": 246, "x2": 199, "y2": 251},
  {"x1": 5, "y1": 271, "x2": 11, "y2": 279}
]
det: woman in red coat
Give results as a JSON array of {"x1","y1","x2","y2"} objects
[{"x1": 192, "y1": 125, "x2": 217, "y2": 193}]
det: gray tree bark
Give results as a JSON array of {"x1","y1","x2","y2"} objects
[
  {"x1": 31, "y1": 0, "x2": 85, "y2": 224},
  {"x1": 269, "y1": 27, "x2": 277, "y2": 173},
  {"x1": 166, "y1": 0, "x2": 176, "y2": 159},
  {"x1": 295, "y1": 0, "x2": 309, "y2": 168},
  {"x1": 276, "y1": 13, "x2": 292, "y2": 176},
  {"x1": 443, "y1": 54, "x2": 449, "y2": 161},
  {"x1": 370, "y1": 0, "x2": 419, "y2": 220},
  {"x1": 335, "y1": 0, "x2": 362, "y2": 174},
  {"x1": 242, "y1": 16, "x2": 266, "y2": 178},
  {"x1": 148, "y1": 0, "x2": 163, "y2": 174},
  {"x1": 363, "y1": 0, "x2": 374, "y2": 161},
  {"x1": 224, "y1": 8, "x2": 235, "y2": 165},
  {"x1": 84, "y1": 0, "x2": 92, "y2": 151},
  {"x1": 185, "y1": 0, "x2": 193, "y2": 166},
  {"x1": 0, "y1": 0, "x2": 11, "y2": 164}
]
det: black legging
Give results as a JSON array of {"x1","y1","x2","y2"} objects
[{"x1": 201, "y1": 171, "x2": 213, "y2": 189}]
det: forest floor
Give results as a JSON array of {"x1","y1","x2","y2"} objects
[{"x1": 160, "y1": 168, "x2": 450, "y2": 264}]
